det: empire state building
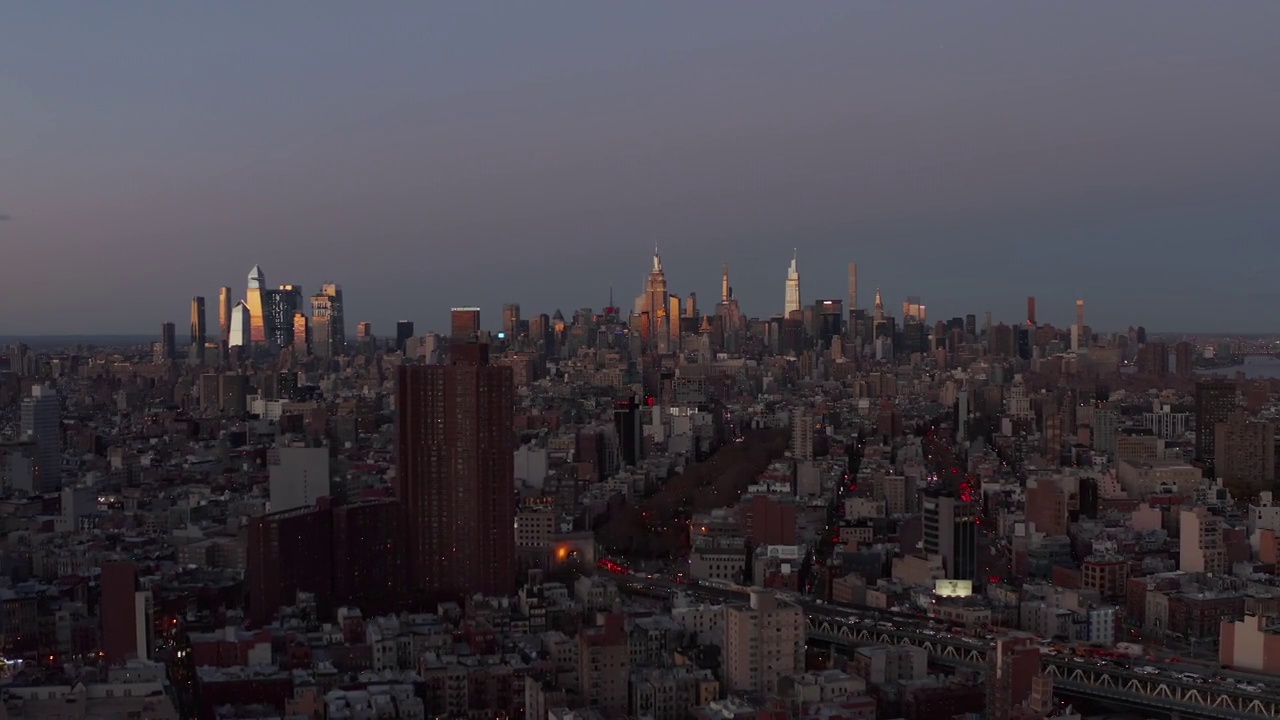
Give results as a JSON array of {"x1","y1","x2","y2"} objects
[
  {"x1": 634, "y1": 249, "x2": 669, "y2": 348},
  {"x1": 784, "y1": 250, "x2": 801, "y2": 317}
]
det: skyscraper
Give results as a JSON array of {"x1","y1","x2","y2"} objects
[
  {"x1": 1026, "y1": 296, "x2": 1036, "y2": 326},
  {"x1": 229, "y1": 300, "x2": 252, "y2": 349},
  {"x1": 502, "y1": 304, "x2": 520, "y2": 339},
  {"x1": 160, "y1": 322, "x2": 176, "y2": 361},
  {"x1": 190, "y1": 296, "x2": 207, "y2": 348},
  {"x1": 292, "y1": 312, "x2": 310, "y2": 356},
  {"x1": 783, "y1": 250, "x2": 801, "y2": 316},
  {"x1": 450, "y1": 307, "x2": 481, "y2": 341},
  {"x1": 395, "y1": 320, "x2": 415, "y2": 354},
  {"x1": 635, "y1": 249, "x2": 669, "y2": 348},
  {"x1": 218, "y1": 286, "x2": 233, "y2": 346},
  {"x1": 310, "y1": 284, "x2": 345, "y2": 359},
  {"x1": 847, "y1": 262, "x2": 858, "y2": 313},
  {"x1": 267, "y1": 284, "x2": 303, "y2": 349},
  {"x1": 246, "y1": 265, "x2": 269, "y2": 345},
  {"x1": 922, "y1": 489, "x2": 977, "y2": 580},
  {"x1": 21, "y1": 385, "x2": 61, "y2": 493},
  {"x1": 396, "y1": 343, "x2": 515, "y2": 603}
]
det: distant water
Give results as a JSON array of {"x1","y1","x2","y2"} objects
[{"x1": 1199, "y1": 356, "x2": 1280, "y2": 379}]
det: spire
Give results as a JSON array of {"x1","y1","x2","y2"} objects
[
  {"x1": 721, "y1": 263, "x2": 730, "y2": 302},
  {"x1": 652, "y1": 246, "x2": 662, "y2": 273},
  {"x1": 874, "y1": 287, "x2": 883, "y2": 307}
]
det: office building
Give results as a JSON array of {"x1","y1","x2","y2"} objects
[
  {"x1": 228, "y1": 301, "x2": 251, "y2": 349},
  {"x1": 848, "y1": 262, "x2": 858, "y2": 313},
  {"x1": 395, "y1": 320, "x2": 415, "y2": 354},
  {"x1": 291, "y1": 312, "x2": 310, "y2": 355},
  {"x1": 246, "y1": 265, "x2": 269, "y2": 345},
  {"x1": 725, "y1": 590, "x2": 805, "y2": 695},
  {"x1": 159, "y1": 322, "x2": 176, "y2": 361},
  {"x1": 21, "y1": 385, "x2": 61, "y2": 493},
  {"x1": 922, "y1": 490, "x2": 977, "y2": 580},
  {"x1": 502, "y1": 304, "x2": 520, "y2": 339},
  {"x1": 311, "y1": 284, "x2": 345, "y2": 360},
  {"x1": 267, "y1": 284, "x2": 303, "y2": 349},
  {"x1": 450, "y1": 307, "x2": 481, "y2": 341},
  {"x1": 783, "y1": 250, "x2": 801, "y2": 317},
  {"x1": 791, "y1": 408, "x2": 815, "y2": 461},
  {"x1": 1195, "y1": 379, "x2": 1237, "y2": 469},
  {"x1": 396, "y1": 343, "x2": 515, "y2": 603},
  {"x1": 218, "y1": 286, "x2": 233, "y2": 346},
  {"x1": 190, "y1": 296, "x2": 207, "y2": 348},
  {"x1": 1026, "y1": 296, "x2": 1036, "y2": 326}
]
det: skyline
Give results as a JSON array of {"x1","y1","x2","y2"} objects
[{"x1": 4, "y1": 2, "x2": 1280, "y2": 334}]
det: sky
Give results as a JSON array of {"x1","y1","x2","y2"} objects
[{"x1": 3, "y1": 2, "x2": 1279, "y2": 336}]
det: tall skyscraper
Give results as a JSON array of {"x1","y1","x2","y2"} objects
[
  {"x1": 1072, "y1": 298, "x2": 1086, "y2": 351},
  {"x1": 873, "y1": 288, "x2": 884, "y2": 325},
  {"x1": 721, "y1": 263, "x2": 731, "y2": 302},
  {"x1": 190, "y1": 296, "x2": 207, "y2": 348},
  {"x1": 21, "y1": 385, "x2": 61, "y2": 493},
  {"x1": 451, "y1": 307, "x2": 481, "y2": 341},
  {"x1": 311, "y1": 284, "x2": 345, "y2": 359},
  {"x1": 229, "y1": 300, "x2": 252, "y2": 349},
  {"x1": 396, "y1": 343, "x2": 515, "y2": 603},
  {"x1": 634, "y1": 249, "x2": 670, "y2": 348},
  {"x1": 847, "y1": 262, "x2": 858, "y2": 313},
  {"x1": 502, "y1": 304, "x2": 520, "y2": 339},
  {"x1": 246, "y1": 265, "x2": 269, "y2": 345},
  {"x1": 614, "y1": 397, "x2": 642, "y2": 467},
  {"x1": 292, "y1": 312, "x2": 310, "y2": 356},
  {"x1": 218, "y1": 286, "x2": 233, "y2": 346},
  {"x1": 395, "y1": 320, "x2": 415, "y2": 354},
  {"x1": 1026, "y1": 296, "x2": 1036, "y2": 326},
  {"x1": 267, "y1": 284, "x2": 303, "y2": 349},
  {"x1": 783, "y1": 250, "x2": 801, "y2": 316},
  {"x1": 159, "y1": 322, "x2": 176, "y2": 360}
]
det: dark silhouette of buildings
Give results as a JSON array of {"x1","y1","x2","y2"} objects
[
  {"x1": 1195, "y1": 379, "x2": 1237, "y2": 472},
  {"x1": 397, "y1": 343, "x2": 516, "y2": 604}
]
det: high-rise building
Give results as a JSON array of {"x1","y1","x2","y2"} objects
[
  {"x1": 21, "y1": 385, "x2": 61, "y2": 493},
  {"x1": 395, "y1": 321, "x2": 415, "y2": 354},
  {"x1": 847, "y1": 262, "x2": 858, "y2": 313},
  {"x1": 1214, "y1": 409, "x2": 1276, "y2": 493},
  {"x1": 1195, "y1": 379, "x2": 1237, "y2": 469},
  {"x1": 722, "y1": 263, "x2": 731, "y2": 302},
  {"x1": 502, "y1": 304, "x2": 520, "y2": 339},
  {"x1": 725, "y1": 590, "x2": 805, "y2": 695},
  {"x1": 292, "y1": 312, "x2": 310, "y2": 355},
  {"x1": 450, "y1": 307, "x2": 481, "y2": 341},
  {"x1": 356, "y1": 322, "x2": 372, "y2": 338},
  {"x1": 1179, "y1": 506, "x2": 1226, "y2": 574},
  {"x1": 310, "y1": 284, "x2": 345, "y2": 359},
  {"x1": 246, "y1": 265, "x2": 269, "y2": 345},
  {"x1": 396, "y1": 343, "x2": 515, "y2": 603},
  {"x1": 922, "y1": 490, "x2": 977, "y2": 580},
  {"x1": 101, "y1": 561, "x2": 153, "y2": 667},
  {"x1": 159, "y1": 322, "x2": 176, "y2": 361},
  {"x1": 633, "y1": 250, "x2": 670, "y2": 348},
  {"x1": 267, "y1": 284, "x2": 303, "y2": 349},
  {"x1": 791, "y1": 408, "x2": 815, "y2": 461},
  {"x1": 218, "y1": 286, "x2": 233, "y2": 346},
  {"x1": 228, "y1": 301, "x2": 252, "y2": 349},
  {"x1": 190, "y1": 296, "x2": 207, "y2": 349},
  {"x1": 783, "y1": 250, "x2": 801, "y2": 317},
  {"x1": 1026, "y1": 296, "x2": 1036, "y2": 326},
  {"x1": 613, "y1": 397, "x2": 642, "y2": 467}
]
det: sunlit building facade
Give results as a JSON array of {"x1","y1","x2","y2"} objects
[
  {"x1": 246, "y1": 265, "x2": 269, "y2": 346},
  {"x1": 229, "y1": 300, "x2": 251, "y2": 349},
  {"x1": 311, "y1": 283, "x2": 345, "y2": 360},
  {"x1": 190, "y1": 296, "x2": 206, "y2": 349}
]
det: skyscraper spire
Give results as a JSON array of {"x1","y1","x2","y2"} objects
[
  {"x1": 652, "y1": 246, "x2": 662, "y2": 273},
  {"x1": 721, "y1": 263, "x2": 730, "y2": 302},
  {"x1": 784, "y1": 252, "x2": 801, "y2": 316}
]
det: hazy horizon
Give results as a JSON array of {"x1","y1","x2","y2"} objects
[{"x1": 4, "y1": 2, "x2": 1279, "y2": 335}]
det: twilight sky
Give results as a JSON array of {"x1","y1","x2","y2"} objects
[{"x1": 3, "y1": 2, "x2": 1279, "y2": 336}]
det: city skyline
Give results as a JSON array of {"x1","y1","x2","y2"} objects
[{"x1": 4, "y1": 2, "x2": 1280, "y2": 334}]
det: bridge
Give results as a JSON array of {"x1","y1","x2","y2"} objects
[{"x1": 807, "y1": 617, "x2": 1280, "y2": 720}]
